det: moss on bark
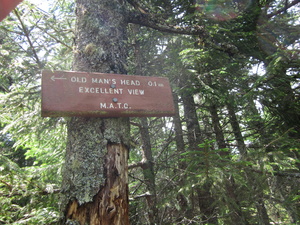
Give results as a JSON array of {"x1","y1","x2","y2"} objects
[{"x1": 60, "y1": 0, "x2": 130, "y2": 224}]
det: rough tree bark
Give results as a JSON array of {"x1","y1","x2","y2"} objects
[
  {"x1": 59, "y1": 0, "x2": 130, "y2": 224},
  {"x1": 131, "y1": 33, "x2": 159, "y2": 224},
  {"x1": 209, "y1": 102, "x2": 249, "y2": 225},
  {"x1": 173, "y1": 93, "x2": 185, "y2": 155},
  {"x1": 180, "y1": 87, "x2": 218, "y2": 224},
  {"x1": 139, "y1": 117, "x2": 158, "y2": 225},
  {"x1": 172, "y1": 92, "x2": 191, "y2": 221},
  {"x1": 225, "y1": 95, "x2": 271, "y2": 225}
]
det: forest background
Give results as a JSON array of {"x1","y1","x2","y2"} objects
[{"x1": 0, "y1": 0, "x2": 299, "y2": 224}]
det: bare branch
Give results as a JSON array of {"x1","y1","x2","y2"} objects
[
  {"x1": 267, "y1": 0, "x2": 300, "y2": 18},
  {"x1": 129, "y1": 191, "x2": 152, "y2": 201},
  {"x1": 127, "y1": 11, "x2": 206, "y2": 36},
  {"x1": 128, "y1": 161, "x2": 145, "y2": 169},
  {"x1": 126, "y1": 0, "x2": 148, "y2": 14}
]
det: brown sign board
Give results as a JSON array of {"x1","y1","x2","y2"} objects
[{"x1": 41, "y1": 70, "x2": 175, "y2": 117}]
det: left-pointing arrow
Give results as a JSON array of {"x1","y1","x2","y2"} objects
[{"x1": 51, "y1": 76, "x2": 67, "y2": 81}]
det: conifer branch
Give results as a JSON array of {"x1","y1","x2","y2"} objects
[{"x1": 14, "y1": 9, "x2": 43, "y2": 69}]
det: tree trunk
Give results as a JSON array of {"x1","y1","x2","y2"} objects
[
  {"x1": 209, "y1": 102, "x2": 248, "y2": 225},
  {"x1": 264, "y1": 60, "x2": 300, "y2": 137},
  {"x1": 181, "y1": 92, "x2": 200, "y2": 220},
  {"x1": 131, "y1": 29, "x2": 159, "y2": 224},
  {"x1": 181, "y1": 91, "x2": 218, "y2": 224},
  {"x1": 226, "y1": 102, "x2": 247, "y2": 157},
  {"x1": 209, "y1": 104, "x2": 227, "y2": 150},
  {"x1": 172, "y1": 93, "x2": 192, "y2": 222},
  {"x1": 138, "y1": 117, "x2": 158, "y2": 225},
  {"x1": 60, "y1": 0, "x2": 130, "y2": 224},
  {"x1": 252, "y1": 97, "x2": 299, "y2": 223},
  {"x1": 226, "y1": 97, "x2": 270, "y2": 225},
  {"x1": 173, "y1": 93, "x2": 185, "y2": 158},
  {"x1": 181, "y1": 92, "x2": 202, "y2": 148}
]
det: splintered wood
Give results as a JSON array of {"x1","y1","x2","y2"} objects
[{"x1": 65, "y1": 143, "x2": 129, "y2": 225}]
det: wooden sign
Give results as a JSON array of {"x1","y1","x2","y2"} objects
[
  {"x1": 0, "y1": 0, "x2": 23, "y2": 21},
  {"x1": 41, "y1": 70, "x2": 175, "y2": 117}
]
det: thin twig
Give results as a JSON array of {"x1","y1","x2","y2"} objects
[{"x1": 14, "y1": 9, "x2": 43, "y2": 69}]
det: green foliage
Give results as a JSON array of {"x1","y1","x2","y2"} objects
[
  {"x1": 0, "y1": 0, "x2": 74, "y2": 223},
  {"x1": 0, "y1": 154, "x2": 59, "y2": 224},
  {"x1": 0, "y1": 0, "x2": 299, "y2": 224}
]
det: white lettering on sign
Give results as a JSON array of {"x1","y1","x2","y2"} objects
[
  {"x1": 100, "y1": 102, "x2": 131, "y2": 109},
  {"x1": 71, "y1": 76, "x2": 87, "y2": 83},
  {"x1": 42, "y1": 70, "x2": 175, "y2": 117},
  {"x1": 53, "y1": 75, "x2": 165, "y2": 93},
  {"x1": 51, "y1": 76, "x2": 67, "y2": 81},
  {"x1": 50, "y1": 74, "x2": 167, "y2": 90},
  {"x1": 127, "y1": 89, "x2": 145, "y2": 95},
  {"x1": 79, "y1": 87, "x2": 123, "y2": 94},
  {"x1": 147, "y1": 81, "x2": 164, "y2": 87},
  {"x1": 120, "y1": 79, "x2": 141, "y2": 86},
  {"x1": 92, "y1": 78, "x2": 116, "y2": 84}
]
